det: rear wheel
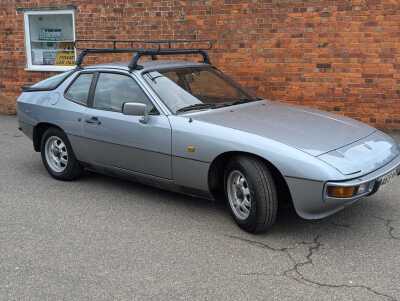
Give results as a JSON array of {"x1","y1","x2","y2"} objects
[
  {"x1": 224, "y1": 156, "x2": 278, "y2": 233},
  {"x1": 41, "y1": 128, "x2": 82, "y2": 180}
]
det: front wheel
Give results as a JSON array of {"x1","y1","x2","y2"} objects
[
  {"x1": 225, "y1": 156, "x2": 278, "y2": 233},
  {"x1": 41, "y1": 128, "x2": 83, "y2": 181}
]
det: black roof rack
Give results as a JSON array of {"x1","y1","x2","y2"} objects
[{"x1": 74, "y1": 39, "x2": 213, "y2": 71}]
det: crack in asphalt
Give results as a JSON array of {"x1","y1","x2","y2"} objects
[
  {"x1": 228, "y1": 234, "x2": 396, "y2": 301},
  {"x1": 373, "y1": 216, "x2": 400, "y2": 241},
  {"x1": 330, "y1": 221, "x2": 351, "y2": 229}
]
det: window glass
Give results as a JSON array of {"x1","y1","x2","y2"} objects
[
  {"x1": 31, "y1": 71, "x2": 73, "y2": 90},
  {"x1": 186, "y1": 69, "x2": 240, "y2": 101},
  {"x1": 145, "y1": 67, "x2": 255, "y2": 113},
  {"x1": 93, "y1": 73, "x2": 157, "y2": 114},
  {"x1": 25, "y1": 11, "x2": 75, "y2": 68},
  {"x1": 146, "y1": 71, "x2": 201, "y2": 113},
  {"x1": 65, "y1": 73, "x2": 93, "y2": 105}
]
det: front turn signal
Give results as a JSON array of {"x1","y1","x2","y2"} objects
[{"x1": 326, "y1": 186, "x2": 358, "y2": 198}]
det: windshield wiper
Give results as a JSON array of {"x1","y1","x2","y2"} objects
[
  {"x1": 176, "y1": 103, "x2": 216, "y2": 113},
  {"x1": 176, "y1": 98, "x2": 257, "y2": 113},
  {"x1": 229, "y1": 98, "x2": 255, "y2": 106}
]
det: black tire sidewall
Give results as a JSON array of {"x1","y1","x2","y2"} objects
[
  {"x1": 40, "y1": 128, "x2": 81, "y2": 180},
  {"x1": 224, "y1": 157, "x2": 277, "y2": 233}
]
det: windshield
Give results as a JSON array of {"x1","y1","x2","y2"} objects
[{"x1": 144, "y1": 67, "x2": 257, "y2": 113}]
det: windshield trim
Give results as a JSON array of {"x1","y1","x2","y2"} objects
[{"x1": 142, "y1": 66, "x2": 257, "y2": 115}]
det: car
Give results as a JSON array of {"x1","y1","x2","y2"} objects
[{"x1": 17, "y1": 40, "x2": 400, "y2": 233}]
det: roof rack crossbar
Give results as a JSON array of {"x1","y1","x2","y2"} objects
[
  {"x1": 74, "y1": 39, "x2": 213, "y2": 70},
  {"x1": 75, "y1": 48, "x2": 153, "y2": 68},
  {"x1": 128, "y1": 49, "x2": 211, "y2": 71}
]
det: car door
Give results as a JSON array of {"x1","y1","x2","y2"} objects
[
  {"x1": 61, "y1": 71, "x2": 94, "y2": 161},
  {"x1": 82, "y1": 71, "x2": 172, "y2": 179}
]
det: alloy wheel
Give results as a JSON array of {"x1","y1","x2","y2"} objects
[
  {"x1": 44, "y1": 136, "x2": 68, "y2": 173},
  {"x1": 227, "y1": 170, "x2": 252, "y2": 220}
]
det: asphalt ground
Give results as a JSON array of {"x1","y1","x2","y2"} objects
[{"x1": 1, "y1": 115, "x2": 399, "y2": 301}]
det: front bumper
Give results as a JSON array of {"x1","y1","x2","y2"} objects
[
  {"x1": 286, "y1": 154, "x2": 400, "y2": 220},
  {"x1": 324, "y1": 156, "x2": 400, "y2": 202}
]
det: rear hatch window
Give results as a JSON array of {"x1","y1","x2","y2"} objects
[{"x1": 22, "y1": 71, "x2": 73, "y2": 92}]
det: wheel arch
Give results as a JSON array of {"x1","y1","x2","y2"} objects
[
  {"x1": 208, "y1": 151, "x2": 293, "y2": 208},
  {"x1": 33, "y1": 122, "x2": 64, "y2": 152}
]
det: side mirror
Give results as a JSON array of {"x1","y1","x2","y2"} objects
[{"x1": 122, "y1": 102, "x2": 149, "y2": 123}]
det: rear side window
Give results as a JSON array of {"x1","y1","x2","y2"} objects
[
  {"x1": 65, "y1": 73, "x2": 93, "y2": 105},
  {"x1": 93, "y1": 73, "x2": 157, "y2": 113}
]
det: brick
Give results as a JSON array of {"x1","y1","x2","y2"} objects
[{"x1": 1, "y1": 0, "x2": 400, "y2": 129}]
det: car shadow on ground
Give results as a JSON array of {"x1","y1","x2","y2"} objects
[
  {"x1": 26, "y1": 152, "x2": 395, "y2": 243},
  {"x1": 77, "y1": 169, "x2": 388, "y2": 240}
]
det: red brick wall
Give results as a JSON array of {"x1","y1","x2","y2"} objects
[{"x1": 1, "y1": 0, "x2": 400, "y2": 129}]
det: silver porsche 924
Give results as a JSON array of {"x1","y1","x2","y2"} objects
[{"x1": 17, "y1": 45, "x2": 400, "y2": 233}]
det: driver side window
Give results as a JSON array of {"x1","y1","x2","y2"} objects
[{"x1": 93, "y1": 73, "x2": 158, "y2": 114}]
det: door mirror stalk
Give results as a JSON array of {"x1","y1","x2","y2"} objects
[{"x1": 139, "y1": 114, "x2": 149, "y2": 124}]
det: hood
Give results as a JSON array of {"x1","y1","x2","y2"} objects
[
  {"x1": 190, "y1": 100, "x2": 375, "y2": 156},
  {"x1": 318, "y1": 131, "x2": 400, "y2": 175}
]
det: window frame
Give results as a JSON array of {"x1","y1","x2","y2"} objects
[
  {"x1": 23, "y1": 9, "x2": 76, "y2": 72},
  {"x1": 90, "y1": 70, "x2": 160, "y2": 115},
  {"x1": 64, "y1": 71, "x2": 95, "y2": 107}
]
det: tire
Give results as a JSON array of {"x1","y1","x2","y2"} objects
[
  {"x1": 224, "y1": 156, "x2": 278, "y2": 233},
  {"x1": 40, "y1": 127, "x2": 83, "y2": 181}
]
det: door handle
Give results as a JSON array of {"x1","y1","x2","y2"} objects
[{"x1": 85, "y1": 116, "x2": 101, "y2": 125}]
